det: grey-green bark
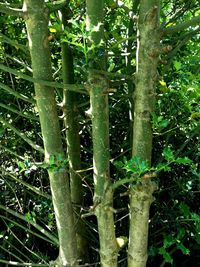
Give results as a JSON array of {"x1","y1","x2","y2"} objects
[
  {"x1": 61, "y1": 8, "x2": 89, "y2": 263},
  {"x1": 89, "y1": 74, "x2": 118, "y2": 267},
  {"x1": 86, "y1": 1, "x2": 118, "y2": 267},
  {"x1": 128, "y1": 1, "x2": 160, "y2": 267},
  {"x1": 127, "y1": 0, "x2": 139, "y2": 148},
  {"x1": 23, "y1": 1, "x2": 77, "y2": 266}
]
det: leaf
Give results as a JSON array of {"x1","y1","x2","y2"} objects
[
  {"x1": 175, "y1": 157, "x2": 192, "y2": 165},
  {"x1": 63, "y1": 159, "x2": 68, "y2": 165},
  {"x1": 179, "y1": 203, "x2": 190, "y2": 218},
  {"x1": 123, "y1": 156, "x2": 149, "y2": 175},
  {"x1": 159, "y1": 247, "x2": 173, "y2": 263},
  {"x1": 163, "y1": 235, "x2": 174, "y2": 248},
  {"x1": 108, "y1": 62, "x2": 115, "y2": 72},
  {"x1": 159, "y1": 80, "x2": 167, "y2": 87},
  {"x1": 159, "y1": 119, "x2": 169, "y2": 129},
  {"x1": 18, "y1": 161, "x2": 25, "y2": 172},
  {"x1": 24, "y1": 159, "x2": 31, "y2": 168},
  {"x1": 49, "y1": 27, "x2": 56, "y2": 33},
  {"x1": 177, "y1": 228, "x2": 186, "y2": 240},
  {"x1": 0, "y1": 230, "x2": 6, "y2": 239},
  {"x1": 163, "y1": 147, "x2": 174, "y2": 162},
  {"x1": 191, "y1": 212, "x2": 200, "y2": 222},
  {"x1": 166, "y1": 22, "x2": 175, "y2": 28},
  {"x1": 113, "y1": 160, "x2": 124, "y2": 169},
  {"x1": 151, "y1": 113, "x2": 169, "y2": 129},
  {"x1": 116, "y1": 236, "x2": 128, "y2": 248},
  {"x1": 68, "y1": 19, "x2": 81, "y2": 29},
  {"x1": 49, "y1": 155, "x2": 55, "y2": 166},
  {"x1": 57, "y1": 154, "x2": 62, "y2": 162},
  {"x1": 25, "y1": 212, "x2": 32, "y2": 222},
  {"x1": 156, "y1": 163, "x2": 171, "y2": 172},
  {"x1": 190, "y1": 112, "x2": 200, "y2": 121},
  {"x1": 163, "y1": 252, "x2": 173, "y2": 263},
  {"x1": 177, "y1": 243, "x2": 190, "y2": 255},
  {"x1": 174, "y1": 61, "x2": 182, "y2": 71}
]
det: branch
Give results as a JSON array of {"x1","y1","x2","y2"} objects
[
  {"x1": 0, "y1": 204, "x2": 58, "y2": 245},
  {"x1": 47, "y1": 0, "x2": 68, "y2": 13},
  {"x1": 166, "y1": 28, "x2": 200, "y2": 61},
  {"x1": 0, "y1": 259, "x2": 48, "y2": 267},
  {"x1": 112, "y1": 176, "x2": 137, "y2": 189},
  {"x1": 175, "y1": 125, "x2": 200, "y2": 157},
  {"x1": 1, "y1": 217, "x2": 52, "y2": 250},
  {"x1": 164, "y1": 2, "x2": 192, "y2": 29},
  {"x1": 0, "y1": 116, "x2": 44, "y2": 154},
  {"x1": 0, "y1": 144, "x2": 25, "y2": 160},
  {"x1": 5, "y1": 54, "x2": 32, "y2": 72},
  {"x1": 0, "y1": 103, "x2": 39, "y2": 121},
  {"x1": 0, "y1": 167, "x2": 51, "y2": 200},
  {"x1": 0, "y1": 33, "x2": 29, "y2": 54},
  {"x1": 164, "y1": 15, "x2": 200, "y2": 34},
  {"x1": 0, "y1": 3, "x2": 24, "y2": 17},
  {"x1": 0, "y1": 82, "x2": 35, "y2": 104},
  {"x1": 0, "y1": 64, "x2": 87, "y2": 94}
]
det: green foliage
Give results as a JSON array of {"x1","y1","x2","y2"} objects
[
  {"x1": 162, "y1": 146, "x2": 175, "y2": 161},
  {"x1": 151, "y1": 112, "x2": 169, "y2": 132},
  {"x1": 47, "y1": 154, "x2": 68, "y2": 172},
  {"x1": 17, "y1": 154, "x2": 68, "y2": 174},
  {"x1": 25, "y1": 211, "x2": 36, "y2": 223},
  {"x1": 152, "y1": 205, "x2": 198, "y2": 264},
  {"x1": 114, "y1": 147, "x2": 195, "y2": 189},
  {"x1": 159, "y1": 247, "x2": 173, "y2": 264},
  {"x1": 122, "y1": 156, "x2": 149, "y2": 175},
  {"x1": 0, "y1": 0, "x2": 199, "y2": 266}
]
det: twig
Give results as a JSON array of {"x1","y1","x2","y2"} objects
[
  {"x1": 0, "y1": 103, "x2": 39, "y2": 121},
  {"x1": 0, "y1": 204, "x2": 58, "y2": 245},
  {"x1": 0, "y1": 259, "x2": 48, "y2": 266},
  {"x1": 0, "y1": 117, "x2": 44, "y2": 154},
  {"x1": 47, "y1": 0, "x2": 68, "y2": 13},
  {"x1": 164, "y1": 14, "x2": 200, "y2": 34},
  {"x1": 0, "y1": 3, "x2": 24, "y2": 17},
  {"x1": 0, "y1": 82, "x2": 35, "y2": 104},
  {"x1": 0, "y1": 64, "x2": 87, "y2": 94},
  {"x1": 0, "y1": 167, "x2": 51, "y2": 200}
]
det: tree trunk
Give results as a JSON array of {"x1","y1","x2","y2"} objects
[
  {"x1": 86, "y1": 1, "x2": 118, "y2": 267},
  {"x1": 128, "y1": 1, "x2": 160, "y2": 267},
  {"x1": 126, "y1": 0, "x2": 139, "y2": 149},
  {"x1": 60, "y1": 8, "x2": 89, "y2": 263},
  {"x1": 23, "y1": 1, "x2": 77, "y2": 266}
]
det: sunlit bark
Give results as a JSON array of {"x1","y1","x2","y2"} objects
[
  {"x1": 23, "y1": 1, "x2": 77, "y2": 266},
  {"x1": 128, "y1": 1, "x2": 160, "y2": 267},
  {"x1": 86, "y1": 1, "x2": 118, "y2": 266}
]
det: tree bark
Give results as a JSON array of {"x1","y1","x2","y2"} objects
[
  {"x1": 23, "y1": 1, "x2": 77, "y2": 266},
  {"x1": 61, "y1": 8, "x2": 89, "y2": 263},
  {"x1": 86, "y1": 1, "x2": 118, "y2": 267},
  {"x1": 128, "y1": 1, "x2": 160, "y2": 267}
]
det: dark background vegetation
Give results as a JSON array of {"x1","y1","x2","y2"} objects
[{"x1": 0, "y1": 0, "x2": 199, "y2": 266}]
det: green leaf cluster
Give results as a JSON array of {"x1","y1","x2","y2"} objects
[{"x1": 44, "y1": 154, "x2": 68, "y2": 172}]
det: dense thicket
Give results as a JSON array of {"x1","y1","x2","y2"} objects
[{"x1": 0, "y1": 1, "x2": 199, "y2": 267}]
